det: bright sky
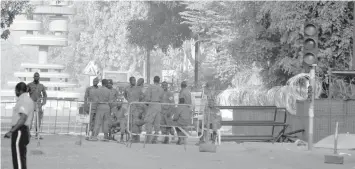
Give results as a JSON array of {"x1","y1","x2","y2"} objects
[{"x1": 221, "y1": 109, "x2": 233, "y2": 119}]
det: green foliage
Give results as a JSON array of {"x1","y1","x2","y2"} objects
[
  {"x1": 181, "y1": 1, "x2": 354, "y2": 89},
  {"x1": 49, "y1": 1, "x2": 148, "y2": 84},
  {"x1": 1, "y1": 1, "x2": 33, "y2": 39},
  {"x1": 127, "y1": 1, "x2": 191, "y2": 52}
]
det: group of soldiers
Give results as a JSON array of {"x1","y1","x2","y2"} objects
[{"x1": 84, "y1": 75, "x2": 222, "y2": 145}]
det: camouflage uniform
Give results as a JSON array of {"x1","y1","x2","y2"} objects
[
  {"x1": 199, "y1": 86, "x2": 222, "y2": 143},
  {"x1": 93, "y1": 86, "x2": 111, "y2": 137},
  {"x1": 84, "y1": 85, "x2": 99, "y2": 132},
  {"x1": 143, "y1": 84, "x2": 164, "y2": 143},
  {"x1": 107, "y1": 81, "x2": 119, "y2": 139},
  {"x1": 160, "y1": 89, "x2": 175, "y2": 143}
]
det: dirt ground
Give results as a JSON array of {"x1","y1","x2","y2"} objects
[{"x1": 1, "y1": 135, "x2": 354, "y2": 169}]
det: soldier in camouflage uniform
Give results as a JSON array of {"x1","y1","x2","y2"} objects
[
  {"x1": 84, "y1": 77, "x2": 100, "y2": 137},
  {"x1": 124, "y1": 77, "x2": 144, "y2": 142},
  {"x1": 143, "y1": 76, "x2": 164, "y2": 144},
  {"x1": 160, "y1": 81, "x2": 175, "y2": 144},
  {"x1": 197, "y1": 82, "x2": 222, "y2": 145}
]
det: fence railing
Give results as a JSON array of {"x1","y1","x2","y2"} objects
[
  {"x1": 1, "y1": 100, "x2": 210, "y2": 137},
  {"x1": 1, "y1": 100, "x2": 87, "y2": 135},
  {"x1": 124, "y1": 101, "x2": 208, "y2": 148}
]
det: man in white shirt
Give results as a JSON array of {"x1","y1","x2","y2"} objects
[{"x1": 4, "y1": 82, "x2": 34, "y2": 169}]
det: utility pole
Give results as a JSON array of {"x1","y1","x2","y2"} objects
[
  {"x1": 303, "y1": 22, "x2": 319, "y2": 151},
  {"x1": 194, "y1": 39, "x2": 199, "y2": 88},
  {"x1": 352, "y1": 2, "x2": 355, "y2": 70}
]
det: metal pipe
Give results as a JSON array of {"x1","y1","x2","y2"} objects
[
  {"x1": 328, "y1": 68, "x2": 332, "y2": 135},
  {"x1": 334, "y1": 121, "x2": 339, "y2": 154},
  {"x1": 308, "y1": 64, "x2": 316, "y2": 151},
  {"x1": 54, "y1": 100, "x2": 58, "y2": 134},
  {"x1": 352, "y1": 2, "x2": 355, "y2": 70},
  {"x1": 194, "y1": 40, "x2": 199, "y2": 87},
  {"x1": 67, "y1": 101, "x2": 71, "y2": 134}
]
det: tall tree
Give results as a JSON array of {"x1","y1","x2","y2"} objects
[
  {"x1": 127, "y1": 1, "x2": 191, "y2": 83},
  {"x1": 49, "y1": 1, "x2": 148, "y2": 85},
  {"x1": 182, "y1": 1, "x2": 354, "y2": 89}
]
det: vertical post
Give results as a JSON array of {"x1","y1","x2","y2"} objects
[
  {"x1": 194, "y1": 41, "x2": 199, "y2": 88},
  {"x1": 54, "y1": 100, "x2": 58, "y2": 134},
  {"x1": 334, "y1": 121, "x2": 339, "y2": 154},
  {"x1": 67, "y1": 101, "x2": 71, "y2": 134},
  {"x1": 328, "y1": 68, "x2": 332, "y2": 134},
  {"x1": 352, "y1": 2, "x2": 355, "y2": 70},
  {"x1": 146, "y1": 49, "x2": 150, "y2": 84},
  {"x1": 308, "y1": 64, "x2": 316, "y2": 150}
]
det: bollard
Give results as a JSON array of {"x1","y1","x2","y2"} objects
[
  {"x1": 324, "y1": 122, "x2": 344, "y2": 164},
  {"x1": 199, "y1": 143, "x2": 217, "y2": 153}
]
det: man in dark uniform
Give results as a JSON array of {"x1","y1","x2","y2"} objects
[
  {"x1": 123, "y1": 77, "x2": 144, "y2": 142},
  {"x1": 171, "y1": 98, "x2": 192, "y2": 145},
  {"x1": 178, "y1": 81, "x2": 192, "y2": 106},
  {"x1": 160, "y1": 81, "x2": 175, "y2": 144},
  {"x1": 134, "y1": 78, "x2": 146, "y2": 142},
  {"x1": 143, "y1": 76, "x2": 164, "y2": 144},
  {"x1": 84, "y1": 77, "x2": 99, "y2": 137},
  {"x1": 107, "y1": 79, "x2": 119, "y2": 140},
  {"x1": 27, "y1": 72, "x2": 47, "y2": 139},
  {"x1": 197, "y1": 82, "x2": 222, "y2": 145},
  {"x1": 90, "y1": 79, "x2": 111, "y2": 141}
]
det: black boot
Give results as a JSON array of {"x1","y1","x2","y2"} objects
[
  {"x1": 146, "y1": 135, "x2": 153, "y2": 144},
  {"x1": 176, "y1": 137, "x2": 182, "y2": 145},
  {"x1": 195, "y1": 132, "x2": 204, "y2": 145},
  {"x1": 132, "y1": 135, "x2": 141, "y2": 143},
  {"x1": 151, "y1": 134, "x2": 158, "y2": 144},
  {"x1": 163, "y1": 136, "x2": 169, "y2": 144},
  {"x1": 211, "y1": 131, "x2": 217, "y2": 144}
]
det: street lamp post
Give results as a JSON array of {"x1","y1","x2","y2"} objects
[
  {"x1": 308, "y1": 64, "x2": 316, "y2": 150},
  {"x1": 194, "y1": 38, "x2": 210, "y2": 89}
]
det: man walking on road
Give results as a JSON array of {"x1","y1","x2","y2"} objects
[
  {"x1": 84, "y1": 77, "x2": 99, "y2": 137},
  {"x1": 27, "y1": 72, "x2": 47, "y2": 139},
  {"x1": 143, "y1": 76, "x2": 164, "y2": 144},
  {"x1": 4, "y1": 82, "x2": 34, "y2": 169}
]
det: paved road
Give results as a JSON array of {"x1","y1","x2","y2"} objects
[{"x1": 1, "y1": 135, "x2": 354, "y2": 169}]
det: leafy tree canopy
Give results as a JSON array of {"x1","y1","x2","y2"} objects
[
  {"x1": 1, "y1": 1, "x2": 33, "y2": 39},
  {"x1": 49, "y1": 1, "x2": 148, "y2": 83},
  {"x1": 127, "y1": 1, "x2": 191, "y2": 52},
  {"x1": 182, "y1": 1, "x2": 354, "y2": 88}
]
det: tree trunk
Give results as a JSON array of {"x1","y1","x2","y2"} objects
[
  {"x1": 146, "y1": 49, "x2": 151, "y2": 84},
  {"x1": 194, "y1": 40, "x2": 199, "y2": 87}
]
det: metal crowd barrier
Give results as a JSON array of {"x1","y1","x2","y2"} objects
[
  {"x1": 125, "y1": 101, "x2": 207, "y2": 150},
  {"x1": 1, "y1": 100, "x2": 87, "y2": 136},
  {"x1": 1, "y1": 100, "x2": 215, "y2": 148}
]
